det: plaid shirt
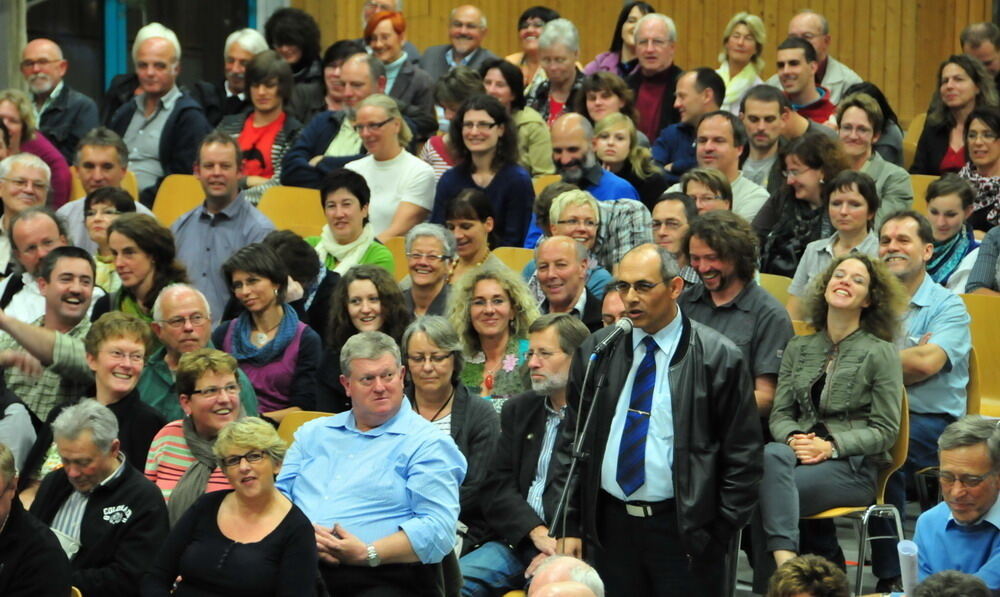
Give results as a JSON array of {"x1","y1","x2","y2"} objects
[
  {"x1": 0, "y1": 317, "x2": 93, "y2": 422},
  {"x1": 594, "y1": 199, "x2": 654, "y2": 272}
]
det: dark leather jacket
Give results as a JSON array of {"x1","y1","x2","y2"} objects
[{"x1": 555, "y1": 313, "x2": 763, "y2": 558}]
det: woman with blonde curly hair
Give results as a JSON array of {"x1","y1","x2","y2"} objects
[
  {"x1": 761, "y1": 253, "x2": 907, "y2": 574},
  {"x1": 142, "y1": 416, "x2": 317, "y2": 594},
  {"x1": 447, "y1": 264, "x2": 539, "y2": 408},
  {"x1": 593, "y1": 113, "x2": 668, "y2": 210},
  {"x1": 716, "y1": 13, "x2": 766, "y2": 114},
  {"x1": 0, "y1": 88, "x2": 72, "y2": 206}
]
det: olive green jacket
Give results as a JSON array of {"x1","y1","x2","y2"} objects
[{"x1": 769, "y1": 328, "x2": 902, "y2": 465}]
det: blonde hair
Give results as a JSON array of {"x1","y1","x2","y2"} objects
[
  {"x1": 447, "y1": 264, "x2": 540, "y2": 355},
  {"x1": 0, "y1": 89, "x2": 37, "y2": 141},
  {"x1": 719, "y1": 12, "x2": 766, "y2": 72},
  {"x1": 549, "y1": 190, "x2": 600, "y2": 230},
  {"x1": 357, "y1": 93, "x2": 413, "y2": 147},
  {"x1": 213, "y1": 417, "x2": 287, "y2": 465},
  {"x1": 594, "y1": 113, "x2": 660, "y2": 179}
]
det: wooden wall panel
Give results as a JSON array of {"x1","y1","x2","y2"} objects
[{"x1": 293, "y1": 0, "x2": 992, "y2": 124}]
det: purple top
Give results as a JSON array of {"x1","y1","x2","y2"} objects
[
  {"x1": 21, "y1": 132, "x2": 71, "y2": 208},
  {"x1": 223, "y1": 320, "x2": 306, "y2": 413},
  {"x1": 584, "y1": 51, "x2": 629, "y2": 77}
]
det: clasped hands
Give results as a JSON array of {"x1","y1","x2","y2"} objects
[
  {"x1": 314, "y1": 523, "x2": 367, "y2": 566},
  {"x1": 787, "y1": 432, "x2": 835, "y2": 465}
]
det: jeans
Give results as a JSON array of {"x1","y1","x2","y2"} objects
[{"x1": 459, "y1": 541, "x2": 526, "y2": 597}]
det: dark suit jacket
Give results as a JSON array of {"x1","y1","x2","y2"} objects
[
  {"x1": 482, "y1": 390, "x2": 565, "y2": 550},
  {"x1": 909, "y1": 119, "x2": 953, "y2": 176},
  {"x1": 418, "y1": 45, "x2": 499, "y2": 82},
  {"x1": 389, "y1": 60, "x2": 437, "y2": 128},
  {"x1": 37, "y1": 83, "x2": 99, "y2": 163},
  {"x1": 542, "y1": 290, "x2": 604, "y2": 333}
]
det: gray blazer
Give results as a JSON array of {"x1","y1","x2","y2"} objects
[{"x1": 418, "y1": 44, "x2": 499, "y2": 82}]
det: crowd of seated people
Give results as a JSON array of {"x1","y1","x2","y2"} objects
[{"x1": 4, "y1": 4, "x2": 1000, "y2": 597}]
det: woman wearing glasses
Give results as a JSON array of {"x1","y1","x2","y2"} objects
[
  {"x1": 526, "y1": 19, "x2": 584, "y2": 125},
  {"x1": 142, "y1": 417, "x2": 317, "y2": 595},
  {"x1": 759, "y1": 254, "x2": 906, "y2": 577},
  {"x1": 344, "y1": 94, "x2": 435, "y2": 243},
  {"x1": 145, "y1": 349, "x2": 243, "y2": 524},
  {"x1": 402, "y1": 316, "x2": 499, "y2": 552},
  {"x1": 213, "y1": 243, "x2": 320, "y2": 424},
  {"x1": 432, "y1": 95, "x2": 534, "y2": 248},
  {"x1": 959, "y1": 106, "x2": 1000, "y2": 231},
  {"x1": 216, "y1": 50, "x2": 303, "y2": 205},
  {"x1": 83, "y1": 187, "x2": 136, "y2": 294},
  {"x1": 523, "y1": 189, "x2": 612, "y2": 302},
  {"x1": 401, "y1": 223, "x2": 456, "y2": 317},
  {"x1": 316, "y1": 265, "x2": 412, "y2": 413},
  {"x1": 448, "y1": 264, "x2": 539, "y2": 409}
]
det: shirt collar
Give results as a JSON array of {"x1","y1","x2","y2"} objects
[
  {"x1": 948, "y1": 494, "x2": 1000, "y2": 530},
  {"x1": 445, "y1": 47, "x2": 479, "y2": 68},
  {"x1": 224, "y1": 80, "x2": 245, "y2": 101},
  {"x1": 198, "y1": 195, "x2": 244, "y2": 219},
  {"x1": 909, "y1": 272, "x2": 937, "y2": 308},
  {"x1": 36, "y1": 80, "x2": 64, "y2": 114},
  {"x1": 136, "y1": 84, "x2": 182, "y2": 112},
  {"x1": 630, "y1": 305, "x2": 684, "y2": 351},
  {"x1": 337, "y1": 395, "x2": 414, "y2": 436}
]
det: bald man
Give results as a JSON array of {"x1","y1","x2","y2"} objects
[{"x1": 20, "y1": 38, "x2": 99, "y2": 163}]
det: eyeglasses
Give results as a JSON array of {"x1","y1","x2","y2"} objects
[
  {"x1": 159, "y1": 313, "x2": 209, "y2": 329},
  {"x1": 934, "y1": 470, "x2": 996, "y2": 488},
  {"x1": 353, "y1": 370, "x2": 399, "y2": 387},
  {"x1": 3, "y1": 177, "x2": 49, "y2": 192},
  {"x1": 220, "y1": 450, "x2": 266, "y2": 469},
  {"x1": 20, "y1": 58, "x2": 59, "y2": 69},
  {"x1": 190, "y1": 383, "x2": 241, "y2": 398},
  {"x1": 461, "y1": 121, "x2": 499, "y2": 131},
  {"x1": 555, "y1": 218, "x2": 598, "y2": 229},
  {"x1": 353, "y1": 117, "x2": 395, "y2": 133},
  {"x1": 614, "y1": 280, "x2": 662, "y2": 294},
  {"x1": 103, "y1": 349, "x2": 144, "y2": 364},
  {"x1": 650, "y1": 220, "x2": 683, "y2": 230},
  {"x1": 406, "y1": 252, "x2": 450, "y2": 262},
  {"x1": 407, "y1": 353, "x2": 452, "y2": 364},
  {"x1": 967, "y1": 131, "x2": 999, "y2": 142},
  {"x1": 526, "y1": 348, "x2": 563, "y2": 361}
]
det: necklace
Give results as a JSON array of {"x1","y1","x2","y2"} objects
[
  {"x1": 418, "y1": 388, "x2": 455, "y2": 422},
  {"x1": 253, "y1": 321, "x2": 281, "y2": 345}
]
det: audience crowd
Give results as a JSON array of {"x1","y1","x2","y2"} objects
[{"x1": 3, "y1": 4, "x2": 1000, "y2": 597}]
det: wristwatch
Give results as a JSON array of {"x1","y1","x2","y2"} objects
[
  {"x1": 366, "y1": 544, "x2": 381, "y2": 567},
  {"x1": 830, "y1": 443, "x2": 840, "y2": 460}
]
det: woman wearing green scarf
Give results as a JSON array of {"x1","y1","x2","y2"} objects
[{"x1": 926, "y1": 174, "x2": 981, "y2": 293}]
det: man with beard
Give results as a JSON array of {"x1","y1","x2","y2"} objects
[
  {"x1": 523, "y1": 113, "x2": 640, "y2": 248},
  {"x1": 678, "y1": 210, "x2": 792, "y2": 418},
  {"x1": 460, "y1": 313, "x2": 590, "y2": 596},
  {"x1": 20, "y1": 39, "x2": 99, "y2": 163}
]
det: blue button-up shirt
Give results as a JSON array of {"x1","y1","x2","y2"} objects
[
  {"x1": 171, "y1": 196, "x2": 275, "y2": 323},
  {"x1": 600, "y1": 309, "x2": 685, "y2": 501},
  {"x1": 276, "y1": 399, "x2": 467, "y2": 563},
  {"x1": 902, "y1": 274, "x2": 971, "y2": 418}
]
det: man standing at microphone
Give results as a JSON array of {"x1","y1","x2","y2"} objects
[{"x1": 553, "y1": 243, "x2": 762, "y2": 596}]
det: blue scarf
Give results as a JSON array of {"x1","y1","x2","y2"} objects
[
  {"x1": 928, "y1": 225, "x2": 977, "y2": 285},
  {"x1": 229, "y1": 305, "x2": 300, "y2": 365}
]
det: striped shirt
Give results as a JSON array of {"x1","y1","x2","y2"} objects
[
  {"x1": 144, "y1": 420, "x2": 231, "y2": 501},
  {"x1": 526, "y1": 399, "x2": 565, "y2": 521}
]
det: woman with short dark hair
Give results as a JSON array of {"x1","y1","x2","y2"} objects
[
  {"x1": 217, "y1": 50, "x2": 303, "y2": 205},
  {"x1": 213, "y1": 244, "x2": 320, "y2": 424},
  {"x1": 959, "y1": 105, "x2": 1000, "y2": 230}
]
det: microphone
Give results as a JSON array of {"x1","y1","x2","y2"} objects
[{"x1": 591, "y1": 317, "x2": 633, "y2": 356}]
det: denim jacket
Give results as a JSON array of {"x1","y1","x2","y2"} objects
[{"x1": 769, "y1": 328, "x2": 902, "y2": 465}]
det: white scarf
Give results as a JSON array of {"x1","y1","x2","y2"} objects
[{"x1": 315, "y1": 222, "x2": 376, "y2": 275}]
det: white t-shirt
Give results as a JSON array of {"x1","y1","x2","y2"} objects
[{"x1": 345, "y1": 151, "x2": 436, "y2": 236}]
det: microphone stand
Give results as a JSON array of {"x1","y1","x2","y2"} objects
[{"x1": 549, "y1": 337, "x2": 624, "y2": 540}]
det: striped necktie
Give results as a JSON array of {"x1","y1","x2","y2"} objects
[{"x1": 617, "y1": 335, "x2": 658, "y2": 496}]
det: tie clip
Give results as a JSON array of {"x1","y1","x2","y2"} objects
[{"x1": 628, "y1": 408, "x2": 651, "y2": 416}]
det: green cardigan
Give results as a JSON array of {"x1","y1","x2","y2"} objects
[
  {"x1": 769, "y1": 328, "x2": 902, "y2": 465},
  {"x1": 305, "y1": 236, "x2": 395, "y2": 275}
]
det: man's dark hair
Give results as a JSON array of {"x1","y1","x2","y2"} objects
[
  {"x1": 879, "y1": 209, "x2": 935, "y2": 246},
  {"x1": 198, "y1": 130, "x2": 243, "y2": 166},
  {"x1": 691, "y1": 67, "x2": 726, "y2": 109},
  {"x1": 9, "y1": 206, "x2": 68, "y2": 253},
  {"x1": 740, "y1": 84, "x2": 791, "y2": 113},
  {"x1": 654, "y1": 191, "x2": 698, "y2": 224},
  {"x1": 262, "y1": 229, "x2": 320, "y2": 288},
  {"x1": 697, "y1": 110, "x2": 748, "y2": 148},
  {"x1": 322, "y1": 39, "x2": 365, "y2": 68},
  {"x1": 37, "y1": 245, "x2": 95, "y2": 282},
  {"x1": 961, "y1": 22, "x2": 1000, "y2": 50},
  {"x1": 246, "y1": 49, "x2": 295, "y2": 103},
  {"x1": 75, "y1": 126, "x2": 128, "y2": 168},
  {"x1": 777, "y1": 36, "x2": 817, "y2": 63},
  {"x1": 684, "y1": 210, "x2": 758, "y2": 282}
]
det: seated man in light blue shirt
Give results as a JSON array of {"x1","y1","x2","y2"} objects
[
  {"x1": 870, "y1": 210, "x2": 973, "y2": 590},
  {"x1": 276, "y1": 331, "x2": 467, "y2": 596},
  {"x1": 910, "y1": 416, "x2": 1000, "y2": 593}
]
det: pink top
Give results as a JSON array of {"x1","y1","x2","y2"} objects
[{"x1": 21, "y1": 132, "x2": 71, "y2": 208}]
